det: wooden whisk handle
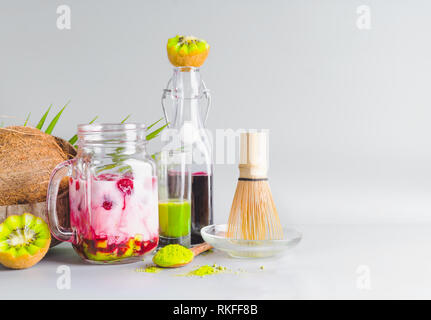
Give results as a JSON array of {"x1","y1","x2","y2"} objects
[{"x1": 239, "y1": 131, "x2": 268, "y2": 179}]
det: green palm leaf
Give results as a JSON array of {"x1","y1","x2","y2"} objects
[
  {"x1": 146, "y1": 123, "x2": 169, "y2": 141},
  {"x1": 36, "y1": 104, "x2": 52, "y2": 130},
  {"x1": 121, "y1": 114, "x2": 131, "y2": 124},
  {"x1": 24, "y1": 113, "x2": 31, "y2": 126},
  {"x1": 147, "y1": 117, "x2": 164, "y2": 131},
  {"x1": 45, "y1": 100, "x2": 70, "y2": 134}
]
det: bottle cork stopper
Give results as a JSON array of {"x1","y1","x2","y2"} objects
[{"x1": 239, "y1": 131, "x2": 268, "y2": 179}]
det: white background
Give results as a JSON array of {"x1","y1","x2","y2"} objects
[{"x1": 1, "y1": 0, "x2": 430, "y2": 227}]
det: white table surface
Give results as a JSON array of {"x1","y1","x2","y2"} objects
[{"x1": 1, "y1": 224, "x2": 429, "y2": 300}]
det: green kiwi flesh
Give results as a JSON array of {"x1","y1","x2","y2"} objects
[
  {"x1": 0, "y1": 213, "x2": 50, "y2": 258},
  {"x1": 167, "y1": 35, "x2": 209, "y2": 55}
]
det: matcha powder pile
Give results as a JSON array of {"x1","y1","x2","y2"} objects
[
  {"x1": 186, "y1": 265, "x2": 228, "y2": 277},
  {"x1": 150, "y1": 244, "x2": 230, "y2": 277},
  {"x1": 188, "y1": 265, "x2": 217, "y2": 277},
  {"x1": 144, "y1": 266, "x2": 163, "y2": 273},
  {"x1": 153, "y1": 244, "x2": 194, "y2": 267}
]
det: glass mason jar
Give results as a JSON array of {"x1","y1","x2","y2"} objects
[
  {"x1": 162, "y1": 66, "x2": 214, "y2": 244},
  {"x1": 47, "y1": 123, "x2": 158, "y2": 264}
]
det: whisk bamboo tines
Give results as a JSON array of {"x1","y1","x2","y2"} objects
[{"x1": 227, "y1": 132, "x2": 283, "y2": 240}]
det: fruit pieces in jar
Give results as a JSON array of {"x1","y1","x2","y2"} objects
[
  {"x1": 68, "y1": 172, "x2": 158, "y2": 262},
  {"x1": 76, "y1": 234, "x2": 158, "y2": 262}
]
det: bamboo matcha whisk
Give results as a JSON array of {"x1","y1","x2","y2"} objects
[{"x1": 227, "y1": 131, "x2": 283, "y2": 240}]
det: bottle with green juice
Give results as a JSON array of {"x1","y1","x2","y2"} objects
[
  {"x1": 156, "y1": 151, "x2": 192, "y2": 248},
  {"x1": 159, "y1": 201, "x2": 191, "y2": 238}
]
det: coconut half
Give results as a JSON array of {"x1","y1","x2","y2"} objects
[{"x1": 0, "y1": 126, "x2": 76, "y2": 247}]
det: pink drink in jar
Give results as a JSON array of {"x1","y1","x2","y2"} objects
[
  {"x1": 69, "y1": 173, "x2": 158, "y2": 263},
  {"x1": 47, "y1": 123, "x2": 158, "y2": 264}
]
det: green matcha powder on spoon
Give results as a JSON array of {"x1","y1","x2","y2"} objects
[{"x1": 153, "y1": 243, "x2": 213, "y2": 268}]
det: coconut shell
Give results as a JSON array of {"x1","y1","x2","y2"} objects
[
  {"x1": 0, "y1": 126, "x2": 77, "y2": 247},
  {"x1": 0, "y1": 126, "x2": 72, "y2": 205}
]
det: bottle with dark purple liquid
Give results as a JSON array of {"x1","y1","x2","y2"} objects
[
  {"x1": 162, "y1": 66, "x2": 213, "y2": 244},
  {"x1": 191, "y1": 172, "x2": 213, "y2": 243}
]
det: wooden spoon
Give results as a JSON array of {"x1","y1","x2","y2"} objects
[{"x1": 156, "y1": 242, "x2": 213, "y2": 268}]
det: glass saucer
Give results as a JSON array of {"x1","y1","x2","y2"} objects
[{"x1": 201, "y1": 224, "x2": 302, "y2": 258}]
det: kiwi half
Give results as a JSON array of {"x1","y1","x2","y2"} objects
[
  {"x1": 167, "y1": 35, "x2": 210, "y2": 67},
  {"x1": 0, "y1": 213, "x2": 51, "y2": 269}
]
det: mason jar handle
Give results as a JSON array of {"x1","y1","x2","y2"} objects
[{"x1": 47, "y1": 160, "x2": 74, "y2": 243}]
